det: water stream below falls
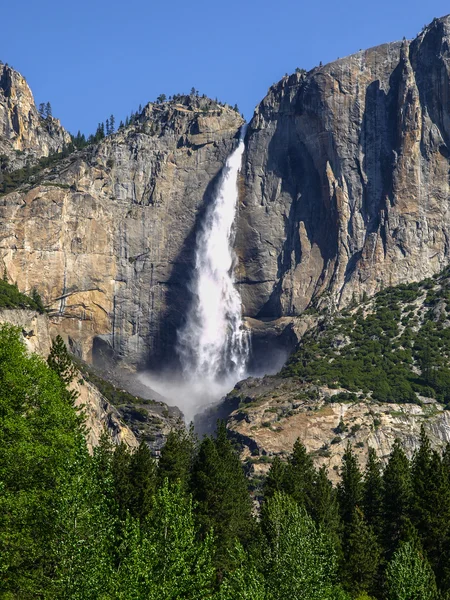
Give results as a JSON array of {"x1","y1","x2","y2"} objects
[{"x1": 140, "y1": 126, "x2": 249, "y2": 422}]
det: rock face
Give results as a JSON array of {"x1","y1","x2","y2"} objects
[
  {"x1": 3, "y1": 16, "x2": 450, "y2": 374},
  {"x1": 0, "y1": 63, "x2": 70, "y2": 171},
  {"x1": 0, "y1": 95, "x2": 243, "y2": 366},
  {"x1": 237, "y1": 15, "x2": 450, "y2": 319},
  {"x1": 226, "y1": 377, "x2": 450, "y2": 483},
  {"x1": 0, "y1": 308, "x2": 138, "y2": 449}
]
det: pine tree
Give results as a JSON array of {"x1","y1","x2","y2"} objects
[
  {"x1": 45, "y1": 101, "x2": 52, "y2": 118},
  {"x1": 128, "y1": 441, "x2": 157, "y2": 521},
  {"x1": 312, "y1": 465, "x2": 342, "y2": 551},
  {"x1": 263, "y1": 456, "x2": 288, "y2": 499},
  {"x1": 341, "y1": 507, "x2": 381, "y2": 596},
  {"x1": 363, "y1": 447, "x2": 384, "y2": 538},
  {"x1": 157, "y1": 425, "x2": 196, "y2": 490},
  {"x1": 383, "y1": 439, "x2": 413, "y2": 557},
  {"x1": 105, "y1": 118, "x2": 110, "y2": 135},
  {"x1": 38, "y1": 102, "x2": 45, "y2": 117},
  {"x1": 31, "y1": 288, "x2": 45, "y2": 313},
  {"x1": 338, "y1": 443, "x2": 363, "y2": 527},
  {"x1": 109, "y1": 114, "x2": 115, "y2": 133},
  {"x1": 47, "y1": 335, "x2": 78, "y2": 400},
  {"x1": 411, "y1": 428, "x2": 450, "y2": 590},
  {"x1": 284, "y1": 438, "x2": 316, "y2": 513},
  {"x1": 190, "y1": 421, "x2": 254, "y2": 571}
]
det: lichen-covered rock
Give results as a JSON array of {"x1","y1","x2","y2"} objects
[
  {"x1": 237, "y1": 15, "x2": 450, "y2": 319},
  {"x1": 0, "y1": 64, "x2": 70, "y2": 170}
]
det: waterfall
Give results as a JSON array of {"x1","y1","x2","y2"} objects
[
  {"x1": 176, "y1": 126, "x2": 249, "y2": 402},
  {"x1": 139, "y1": 126, "x2": 249, "y2": 421}
]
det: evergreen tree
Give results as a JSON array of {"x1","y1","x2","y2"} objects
[
  {"x1": 190, "y1": 421, "x2": 254, "y2": 571},
  {"x1": 105, "y1": 118, "x2": 110, "y2": 135},
  {"x1": 338, "y1": 443, "x2": 363, "y2": 527},
  {"x1": 341, "y1": 508, "x2": 381, "y2": 596},
  {"x1": 411, "y1": 429, "x2": 450, "y2": 590},
  {"x1": 128, "y1": 441, "x2": 157, "y2": 521},
  {"x1": 157, "y1": 425, "x2": 196, "y2": 490},
  {"x1": 383, "y1": 439, "x2": 413, "y2": 557},
  {"x1": 31, "y1": 287, "x2": 45, "y2": 313},
  {"x1": 311, "y1": 465, "x2": 342, "y2": 551},
  {"x1": 385, "y1": 542, "x2": 438, "y2": 600},
  {"x1": 284, "y1": 438, "x2": 316, "y2": 513},
  {"x1": 47, "y1": 335, "x2": 77, "y2": 388},
  {"x1": 263, "y1": 455, "x2": 288, "y2": 499},
  {"x1": 38, "y1": 102, "x2": 45, "y2": 117},
  {"x1": 109, "y1": 114, "x2": 115, "y2": 133},
  {"x1": 47, "y1": 335, "x2": 79, "y2": 406},
  {"x1": 45, "y1": 101, "x2": 52, "y2": 118},
  {"x1": 363, "y1": 447, "x2": 384, "y2": 538}
]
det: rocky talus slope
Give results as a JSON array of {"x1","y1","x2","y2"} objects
[
  {"x1": 0, "y1": 63, "x2": 70, "y2": 171},
  {"x1": 226, "y1": 271, "x2": 450, "y2": 480},
  {"x1": 0, "y1": 93, "x2": 243, "y2": 367},
  {"x1": 238, "y1": 15, "x2": 450, "y2": 323}
]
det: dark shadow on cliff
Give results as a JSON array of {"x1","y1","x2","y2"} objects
[
  {"x1": 247, "y1": 81, "x2": 340, "y2": 319},
  {"x1": 147, "y1": 140, "x2": 241, "y2": 373}
]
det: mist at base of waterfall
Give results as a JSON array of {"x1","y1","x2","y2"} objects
[{"x1": 137, "y1": 370, "x2": 243, "y2": 424}]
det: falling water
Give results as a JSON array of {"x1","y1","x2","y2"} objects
[
  {"x1": 140, "y1": 126, "x2": 249, "y2": 421},
  {"x1": 176, "y1": 127, "x2": 249, "y2": 410}
]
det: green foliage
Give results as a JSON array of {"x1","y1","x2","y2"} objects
[
  {"x1": 2, "y1": 319, "x2": 450, "y2": 598},
  {"x1": 262, "y1": 492, "x2": 338, "y2": 599},
  {"x1": 157, "y1": 424, "x2": 196, "y2": 490},
  {"x1": 190, "y1": 421, "x2": 254, "y2": 571},
  {"x1": 0, "y1": 278, "x2": 46, "y2": 312},
  {"x1": 116, "y1": 481, "x2": 215, "y2": 599},
  {"x1": 0, "y1": 144, "x2": 77, "y2": 196},
  {"x1": 282, "y1": 273, "x2": 450, "y2": 405},
  {"x1": 383, "y1": 440, "x2": 413, "y2": 556},
  {"x1": 0, "y1": 324, "x2": 86, "y2": 596},
  {"x1": 385, "y1": 542, "x2": 438, "y2": 600}
]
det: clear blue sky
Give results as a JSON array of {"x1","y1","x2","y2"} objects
[{"x1": 2, "y1": 0, "x2": 449, "y2": 135}]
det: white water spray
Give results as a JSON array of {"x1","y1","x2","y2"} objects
[
  {"x1": 176, "y1": 126, "x2": 249, "y2": 385},
  {"x1": 140, "y1": 127, "x2": 249, "y2": 421}
]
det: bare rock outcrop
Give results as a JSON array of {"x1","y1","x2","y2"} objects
[
  {"x1": 237, "y1": 15, "x2": 450, "y2": 320},
  {"x1": 0, "y1": 96, "x2": 243, "y2": 367},
  {"x1": 0, "y1": 63, "x2": 70, "y2": 171},
  {"x1": 227, "y1": 377, "x2": 450, "y2": 483}
]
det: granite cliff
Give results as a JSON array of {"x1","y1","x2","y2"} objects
[
  {"x1": 0, "y1": 91, "x2": 243, "y2": 367},
  {"x1": 4, "y1": 17, "x2": 450, "y2": 369},
  {"x1": 2, "y1": 16, "x2": 450, "y2": 448},
  {"x1": 238, "y1": 15, "x2": 450, "y2": 325},
  {"x1": 0, "y1": 63, "x2": 70, "y2": 171}
]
